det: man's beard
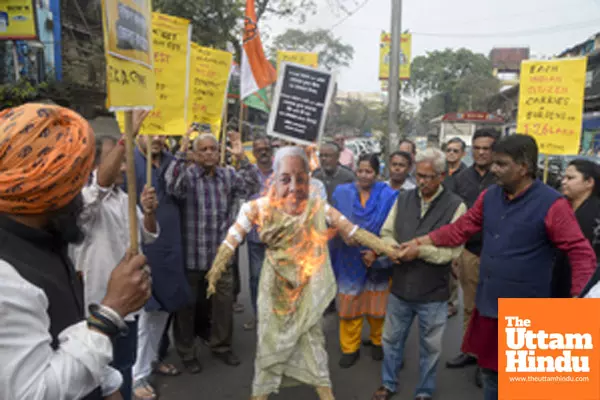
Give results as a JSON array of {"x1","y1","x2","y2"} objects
[{"x1": 46, "y1": 194, "x2": 86, "y2": 245}]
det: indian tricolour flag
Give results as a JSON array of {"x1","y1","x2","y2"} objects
[{"x1": 240, "y1": 0, "x2": 277, "y2": 100}]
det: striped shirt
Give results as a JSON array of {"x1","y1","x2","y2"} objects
[{"x1": 165, "y1": 153, "x2": 259, "y2": 271}]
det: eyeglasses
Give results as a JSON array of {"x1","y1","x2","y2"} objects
[{"x1": 446, "y1": 148, "x2": 461, "y2": 154}]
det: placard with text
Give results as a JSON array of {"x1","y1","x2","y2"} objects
[
  {"x1": 101, "y1": 0, "x2": 155, "y2": 110},
  {"x1": 267, "y1": 62, "x2": 335, "y2": 146},
  {"x1": 117, "y1": 12, "x2": 190, "y2": 134},
  {"x1": 498, "y1": 298, "x2": 600, "y2": 399},
  {"x1": 517, "y1": 58, "x2": 587, "y2": 155}
]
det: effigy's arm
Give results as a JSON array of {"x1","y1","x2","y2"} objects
[
  {"x1": 325, "y1": 204, "x2": 403, "y2": 261},
  {"x1": 207, "y1": 201, "x2": 257, "y2": 296}
]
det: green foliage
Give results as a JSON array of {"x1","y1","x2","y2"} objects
[
  {"x1": 334, "y1": 97, "x2": 414, "y2": 135},
  {"x1": 269, "y1": 29, "x2": 354, "y2": 70},
  {"x1": 0, "y1": 80, "x2": 73, "y2": 109},
  {"x1": 408, "y1": 48, "x2": 500, "y2": 126},
  {"x1": 152, "y1": 0, "x2": 320, "y2": 62}
]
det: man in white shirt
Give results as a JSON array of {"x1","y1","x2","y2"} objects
[
  {"x1": 0, "y1": 103, "x2": 152, "y2": 400},
  {"x1": 71, "y1": 133, "x2": 159, "y2": 400}
]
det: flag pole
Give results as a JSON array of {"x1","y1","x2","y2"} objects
[{"x1": 124, "y1": 111, "x2": 139, "y2": 252}]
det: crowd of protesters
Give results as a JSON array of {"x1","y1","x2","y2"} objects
[{"x1": 1, "y1": 103, "x2": 600, "y2": 400}]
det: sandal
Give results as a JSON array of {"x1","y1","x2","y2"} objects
[
  {"x1": 153, "y1": 362, "x2": 180, "y2": 376},
  {"x1": 133, "y1": 380, "x2": 157, "y2": 400},
  {"x1": 371, "y1": 386, "x2": 394, "y2": 400}
]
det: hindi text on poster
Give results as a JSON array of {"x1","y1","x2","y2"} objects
[
  {"x1": 187, "y1": 43, "x2": 232, "y2": 139},
  {"x1": 268, "y1": 63, "x2": 335, "y2": 146},
  {"x1": 517, "y1": 58, "x2": 587, "y2": 155}
]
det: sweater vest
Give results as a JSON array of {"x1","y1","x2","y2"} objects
[
  {"x1": 392, "y1": 188, "x2": 462, "y2": 302},
  {"x1": 476, "y1": 180, "x2": 561, "y2": 318}
]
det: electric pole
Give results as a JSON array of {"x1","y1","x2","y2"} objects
[{"x1": 387, "y1": 0, "x2": 402, "y2": 159}]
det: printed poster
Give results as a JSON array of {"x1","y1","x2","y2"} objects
[
  {"x1": 276, "y1": 51, "x2": 318, "y2": 75},
  {"x1": 117, "y1": 12, "x2": 191, "y2": 135},
  {"x1": 101, "y1": 0, "x2": 155, "y2": 110},
  {"x1": 379, "y1": 32, "x2": 411, "y2": 81},
  {"x1": 0, "y1": 0, "x2": 37, "y2": 40},
  {"x1": 187, "y1": 43, "x2": 233, "y2": 139},
  {"x1": 517, "y1": 58, "x2": 587, "y2": 155}
]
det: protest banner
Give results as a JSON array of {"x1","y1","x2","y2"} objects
[
  {"x1": 187, "y1": 43, "x2": 233, "y2": 139},
  {"x1": 267, "y1": 62, "x2": 336, "y2": 146},
  {"x1": 0, "y1": 0, "x2": 37, "y2": 40},
  {"x1": 498, "y1": 298, "x2": 600, "y2": 400},
  {"x1": 101, "y1": 0, "x2": 155, "y2": 110},
  {"x1": 101, "y1": 0, "x2": 156, "y2": 250},
  {"x1": 117, "y1": 12, "x2": 191, "y2": 135},
  {"x1": 276, "y1": 51, "x2": 318, "y2": 75},
  {"x1": 379, "y1": 32, "x2": 411, "y2": 80},
  {"x1": 517, "y1": 58, "x2": 588, "y2": 156}
]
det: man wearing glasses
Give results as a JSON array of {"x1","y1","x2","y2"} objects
[{"x1": 444, "y1": 129, "x2": 499, "y2": 387}]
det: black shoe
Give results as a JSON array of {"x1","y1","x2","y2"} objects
[
  {"x1": 363, "y1": 340, "x2": 373, "y2": 347},
  {"x1": 475, "y1": 366, "x2": 483, "y2": 388},
  {"x1": 213, "y1": 351, "x2": 241, "y2": 367},
  {"x1": 446, "y1": 353, "x2": 477, "y2": 368},
  {"x1": 182, "y1": 359, "x2": 203, "y2": 374},
  {"x1": 372, "y1": 345, "x2": 383, "y2": 361},
  {"x1": 339, "y1": 351, "x2": 360, "y2": 368}
]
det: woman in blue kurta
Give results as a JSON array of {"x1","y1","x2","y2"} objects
[{"x1": 331, "y1": 154, "x2": 399, "y2": 369}]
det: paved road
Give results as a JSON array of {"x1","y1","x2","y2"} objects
[{"x1": 155, "y1": 245, "x2": 483, "y2": 399}]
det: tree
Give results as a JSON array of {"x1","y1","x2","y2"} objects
[
  {"x1": 331, "y1": 97, "x2": 414, "y2": 136},
  {"x1": 269, "y1": 29, "x2": 354, "y2": 70},
  {"x1": 408, "y1": 48, "x2": 500, "y2": 115}
]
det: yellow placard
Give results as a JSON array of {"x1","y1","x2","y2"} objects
[
  {"x1": 101, "y1": 0, "x2": 155, "y2": 110},
  {"x1": 276, "y1": 51, "x2": 318, "y2": 74},
  {"x1": 379, "y1": 32, "x2": 411, "y2": 80},
  {"x1": 0, "y1": 0, "x2": 37, "y2": 40},
  {"x1": 117, "y1": 12, "x2": 190, "y2": 135},
  {"x1": 517, "y1": 58, "x2": 587, "y2": 155},
  {"x1": 187, "y1": 43, "x2": 233, "y2": 139}
]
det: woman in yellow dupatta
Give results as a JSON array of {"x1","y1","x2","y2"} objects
[{"x1": 206, "y1": 147, "x2": 401, "y2": 400}]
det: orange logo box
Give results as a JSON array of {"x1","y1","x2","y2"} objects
[{"x1": 499, "y1": 298, "x2": 600, "y2": 399}]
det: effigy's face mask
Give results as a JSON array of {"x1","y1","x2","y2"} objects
[{"x1": 274, "y1": 156, "x2": 310, "y2": 215}]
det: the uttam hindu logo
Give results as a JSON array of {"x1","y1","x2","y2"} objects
[
  {"x1": 504, "y1": 315, "x2": 592, "y2": 373},
  {"x1": 498, "y1": 299, "x2": 600, "y2": 400}
]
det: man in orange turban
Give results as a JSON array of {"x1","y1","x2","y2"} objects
[{"x1": 0, "y1": 103, "x2": 151, "y2": 400}]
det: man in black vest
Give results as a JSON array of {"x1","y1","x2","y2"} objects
[
  {"x1": 371, "y1": 148, "x2": 466, "y2": 400},
  {"x1": 0, "y1": 104, "x2": 151, "y2": 400},
  {"x1": 444, "y1": 129, "x2": 498, "y2": 376}
]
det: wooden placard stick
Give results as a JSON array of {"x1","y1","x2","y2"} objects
[
  {"x1": 124, "y1": 111, "x2": 139, "y2": 252},
  {"x1": 146, "y1": 137, "x2": 153, "y2": 186},
  {"x1": 220, "y1": 107, "x2": 228, "y2": 166}
]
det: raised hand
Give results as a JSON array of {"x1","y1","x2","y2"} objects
[
  {"x1": 140, "y1": 185, "x2": 158, "y2": 214},
  {"x1": 132, "y1": 110, "x2": 150, "y2": 137},
  {"x1": 227, "y1": 130, "x2": 245, "y2": 161}
]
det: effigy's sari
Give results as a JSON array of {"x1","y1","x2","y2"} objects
[{"x1": 250, "y1": 196, "x2": 336, "y2": 396}]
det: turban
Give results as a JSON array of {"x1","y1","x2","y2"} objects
[{"x1": 0, "y1": 103, "x2": 95, "y2": 214}]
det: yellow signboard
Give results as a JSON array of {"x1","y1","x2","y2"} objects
[
  {"x1": 117, "y1": 13, "x2": 190, "y2": 135},
  {"x1": 517, "y1": 58, "x2": 587, "y2": 155},
  {"x1": 276, "y1": 51, "x2": 318, "y2": 74},
  {"x1": 101, "y1": 0, "x2": 155, "y2": 110},
  {"x1": 379, "y1": 32, "x2": 411, "y2": 80},
  {"x1": 0, "y1": 0, "x2": 37, "y2": 40},
  {"x1": 187, "y1": 43, "x2": 232, "y2": 139}
]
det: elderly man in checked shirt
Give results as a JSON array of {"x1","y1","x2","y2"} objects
[{"x1": 165, "y1": 130, "x2": 260, "y2": 372}]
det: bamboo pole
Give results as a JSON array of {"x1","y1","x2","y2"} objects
[
  {"x1": 146, "y1": 138, "x2": 153, "y2": 186},
  {"x1": 124, "y1": 111, "x2": 139, "y2": 252},
  {"x1": 220, "y1": 106, "x2": 229, "y2": 166}
]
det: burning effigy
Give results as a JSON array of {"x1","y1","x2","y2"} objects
[{"x1": 207, "y1": 146, "x2": 400, "y2": 400}]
